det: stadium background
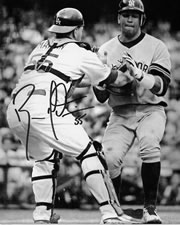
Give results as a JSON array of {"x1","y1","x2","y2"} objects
[{"x1": 0, "y1": 0, "x2": 180, "y2": 211}]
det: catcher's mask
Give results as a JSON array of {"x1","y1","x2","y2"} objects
[
  {"x1": 118, "y1": 0, "x2": 146, "y2": 26},
  {"x1": 48, "y1": 8, "x2": 84, "y2": 34}
]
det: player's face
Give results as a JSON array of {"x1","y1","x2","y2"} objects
[{"x1": 118, "y1": 11, "x2": 141, "y2": 40}]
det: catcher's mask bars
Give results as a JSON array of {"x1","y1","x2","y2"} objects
[
  {"x1": 118, "y1": 0, "x2": 146, "y2": 26},
  {"x1": 48, "y1": 8, "x2": 84, "y2": 34}
]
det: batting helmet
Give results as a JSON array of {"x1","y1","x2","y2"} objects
[
  {"x1": 48, "y1": 8, "x2": 84, "y2": 34},
  {"x1": 118, "y1": 0, "x2": 146, "y2": 26},
  {"x1": 118, "y1": 0, "x2": 144, "y2": 14}
]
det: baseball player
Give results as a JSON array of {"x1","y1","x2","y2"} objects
[
  {"x1": 6, "y1": 7, "x2": 140, "y2": 224},
  {"x1": 93, "y1": 0, "x2": 171, "y2": 223}
]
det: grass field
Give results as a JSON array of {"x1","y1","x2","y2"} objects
[{"x1": 0, "y1": 206, "x2": 180, "y2": 224}]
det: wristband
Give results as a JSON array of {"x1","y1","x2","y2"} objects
[{"x1": 138, "y1": 72, "x2": 155, "y2": 89}]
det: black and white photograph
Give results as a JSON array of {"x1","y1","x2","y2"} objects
[{"x1": 0, "y1": 0, "x2": 180, "y2": 224}]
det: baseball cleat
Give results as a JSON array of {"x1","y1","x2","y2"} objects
[
  {"x1": 102, "y1": 216, "x2": 128, "y2": 224},
  {"x1": 50, "y1": 213, "x2": 60, "y2": 223},
  {"x1": 143, "y1": 206, "x2": 162, "y2": 224},
  {"x1": 118, "y1": 213, "x2": 142, "y2": 223},
  {"x1": 34, "y1": 213, "x2": 60, "y2": 224},
  {"x1": 123, "y1": 208, "x2": 143, "y2": 219},
  {"x1": 101, "y1": 214, "x2": 142, "y2": 224},
  {"x1": 34, "y1": 220, "x2": 50, "y2": 224}
]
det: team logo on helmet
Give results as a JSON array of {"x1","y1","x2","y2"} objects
[
  {"x1": 55, "y1": 17, "x2": 61, "y2": 25},
  {"x1": 119, "y1": 0, "x2": 145, "y2": 14},
  {"x1": 128, "y1": 0, "x2": 135, "y2": 7}
]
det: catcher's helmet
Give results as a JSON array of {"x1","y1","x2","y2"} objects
[
  {"x1": 118, "y1": 0, "x2": 144, "y2": 14},
  {"x1": 48, "y1": 8, "x2": 84, "y2": 34}
]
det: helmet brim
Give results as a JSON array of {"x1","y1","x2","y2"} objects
[
  {"x1": 118, "y1": 8, "x2": 144, "y2": 14},
  {"x1": 48, "y1": 24, "x2": 77, "y2": 33}
]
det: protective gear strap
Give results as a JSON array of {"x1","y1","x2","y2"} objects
[
  {"x1": 80, "y1": 152, "x2": 97, "y2": 164},
  {"x1": 36, "y1": 202, "x2": 53, "y2": 210},
  {"x1": 100, "y1": 200, "x2": 112, "y2": 206},
  {"x1": 93, "y1": 141, "x2": 108, "y2": 170},
  {"x1": 32, "y1": 175, "x2": 53, "y2": 182},
  {"x1": 24, "y1": 41, "x2": 91, "y2": 83},
  {"x1": 92, "y1": 141, "x2": 123, "y2": 216},
  {"x1": 76, "y1": 141, "x2": 93, "y2": 160},
  {"x1": 51, "y1": 151, "x2": 61, "y2": 217},
  {"x1": 25, "y1": 64, "x2": 72, "y2": 83},
  {"x1": 83, "y1": 166, "x2": 122, "y2": 212},
  {"x1": 84, "y1": 169, "x2": 102, "y2": 180},
  {"x1": 32, "y1": 150, "x2": 61, "y2": 217}
]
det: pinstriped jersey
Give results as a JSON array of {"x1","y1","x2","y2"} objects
[{"x1": 98, "y1": 32, "x2": 171, "y2": 108}]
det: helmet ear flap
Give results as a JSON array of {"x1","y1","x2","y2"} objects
[
  {"x1": 140, "y1": 14, "x2": 146, "y2": 27},
  {"x1": 117, "y1": 14, "x2": 121, "y2": 25}
]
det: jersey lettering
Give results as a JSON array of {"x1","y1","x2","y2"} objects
[{"x1": 137, "y1": 62, "x2": 149, "y2": 72}]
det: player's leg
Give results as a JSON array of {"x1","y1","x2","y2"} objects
[
  {"x1": 7, "y1": 125, "x2": 61, "y2": 223},
  {"x1": 137, "y1": 107, "x2": 166, "y2": 224},
  {"x1": 6, "y1": 105, "x2": 61, "y2": 223},
  {"x1": 35, "y1": 118, "x2": 142, "y2": 224},
  {"x1": 102, "y1": 112, "x2": 136, "y2": 202},
  {"x1": 32, "y1": 151, "x2": 62, "y2": 224},
  {"x1": 7, "y1": 105, "x2": 137, "y2": 224},
  {"x1": 76, "y1": 140, "x2": 141, "y2": 224}
]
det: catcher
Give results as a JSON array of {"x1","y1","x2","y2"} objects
[{"x1": 6, "y1": 7, "x2": 140, "y2": 224}]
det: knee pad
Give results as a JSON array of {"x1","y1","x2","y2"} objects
[
  {"x1": 32, "y1": 150, "x2": 62, "y2": 210},
  {"x1": 139, "y1": 136, "x2": 161, "y2": 163}
]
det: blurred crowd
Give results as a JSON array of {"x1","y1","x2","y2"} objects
[{"x1": 0, "y1": 6, "x2": 180, "y2": 208}]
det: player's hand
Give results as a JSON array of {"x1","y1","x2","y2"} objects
[
  {"x1": 116, "y1": 71, "x2": 134, "y2": 87},
  {"x1": 122, "y1": 52, "x2": 143, "y2": 81},
  {"x1": 91, "y1": 46, "x2": 99, "y2": 53}
]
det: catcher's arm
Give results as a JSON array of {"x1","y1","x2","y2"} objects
[
  {"x1": 93, "y1": 64, "x2": 134, "y2": 103},
  {"x1": 76, "y1": 74, "x2": 91, "y2": 87}
]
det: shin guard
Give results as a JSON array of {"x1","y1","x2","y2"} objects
[
  {"x1": 77, "y1": 141, "x2": 123, "y2": 218},
  {"x1": 32, "y1": 150, "x2": 62, "y2": 222}
]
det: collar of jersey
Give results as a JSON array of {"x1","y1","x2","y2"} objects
[
  {"x1": 118, "y1": 32, "x2": 145, "y2": 48},
  {"x1": 48, "y1": 37, "x2": 78, "y2": 48}
]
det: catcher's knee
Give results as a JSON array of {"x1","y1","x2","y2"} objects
[{"x1": 76, "y1": 140, "x2": 106, "y2": 174}]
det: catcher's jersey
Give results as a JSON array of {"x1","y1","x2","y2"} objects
[
  {"x1": 98, "y1": 32, "x2": 171, "y2": 108},
  {"x1": 12, "y1": 38, "x2": 111, "y2": 104}
]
